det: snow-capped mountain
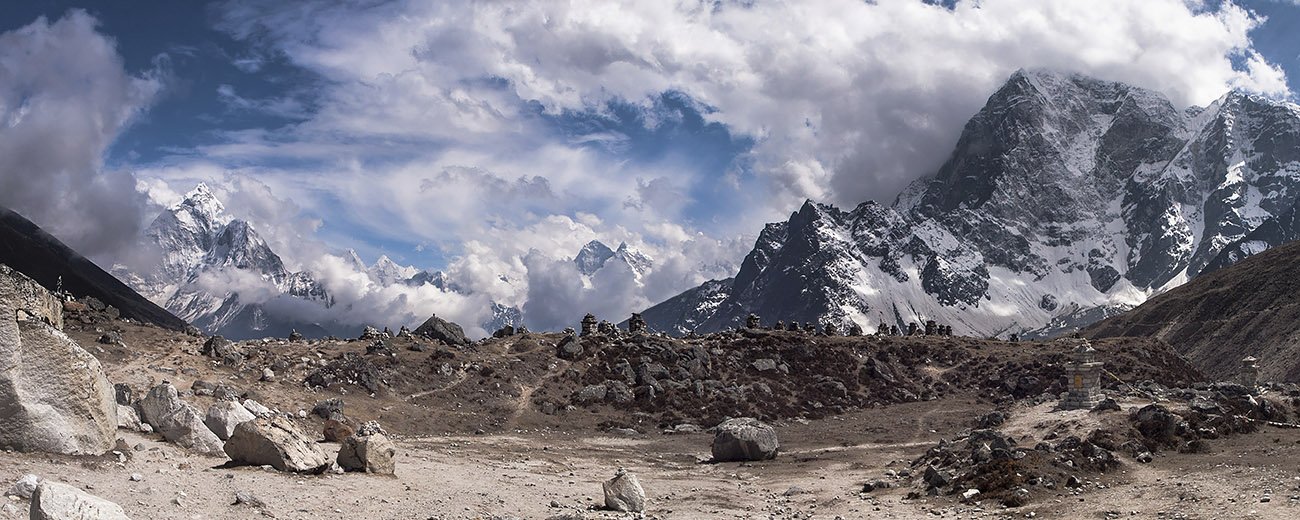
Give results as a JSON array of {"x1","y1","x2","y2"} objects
[
  {"x1": 120, "y1": 184, "x2": 335, "y2": 339},
  {"x1": 119, "y1": 184, "x2": 525, "y2": 338},
  {"x1": 641, "y1": 69, "x2": 1300, "y2": 338},
  {"x1": 574, "y1": 240, "x2": 653, "y2": 278}
]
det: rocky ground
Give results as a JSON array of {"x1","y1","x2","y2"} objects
[{"x1": 2, "y1": 307, "x2": 1299, "y2": 518}]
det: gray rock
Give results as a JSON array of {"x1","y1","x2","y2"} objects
[
  {"x1": 232, "y1": 491, "x2": 264, "y2": 508},
  {"x1": 31, "y1": 480, "x2": 130, "y2": 520},
  {"x1": 241, "y1": 399, "x2": 273, "y2": 418},
  {"x1": 113, "y1": 384, "x2": 133, "y2": 406},
  {"x1": 137, "y1": 383, "x2": 225, "y2": 455},
  {"x1": 0, "y1": 268, "x2": 117, "y2": 455},
  {"x1": 602, "y1": 468, "x2": 645, "y2": 512},
  {"x1": 6, "y1": 474, "x2": 39, "y2": 499},
  {"x1": 115, "y1": 406, "x2": 142, "y2": 431},
  {"x1": 310, "y1": 398, "x2": 344, "y2": 420},
  {"x1": 355, "y1": 420, "x2": 387, "y2": 437},
  {"x1": 204, "y1": 401, "x2": 256, "y2": 440},
  {"x1": 224, "y1": 417, "x2": 329, "y2": 473},
  {"x1": 337, "y1": 433, "x2": 397, "y2": 475},
  {"x1": 711, "y1": 417, "x2": 779, "y2": 462},
  {"x1": 413, "y1": 314, "x2": 470, "y2": 346}
]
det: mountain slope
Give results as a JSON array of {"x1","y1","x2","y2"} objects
[
  {"x1": 0, "y1": 206, "x2": 187, "y2": 331},
  {"x1": 1086, "y1": 239, "x2": 1300, "y2": 382},
  {"x1": 640, "y1": 69, "x2": 1300, "y2": 337}
]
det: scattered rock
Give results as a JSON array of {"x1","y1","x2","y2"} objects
[
  {"x1": 1092, "y1": 398, "x2": 1121, "y2": 412},
  {"x1": 224, "y1": 417, "x2": 330, "y2": 473},
  {"x1": 97, "y1": 331, "x2": 121, "y2": 345},
  {"x1": 115, "y1": 405, "x2": 143, "y2": 431},
  {"x1": 260, "y1": 368, "x2": 275, "y2": 382},
  {"x1": 356, "y1": 420, "x2": 387, "y2": 437},
  {"x1": 711, "y1": 417, "x2": 779, "y2": 462},
  {"x1": 602, "y1": 468, "x2": 645, "y2": 513},
  {"x1": 1004, "y1": 487, "x2": 1031, "y2": 507},
  {"x1": 201, "y1": 335, "x2": 241, "y2": 362},
  {"x1": 337, "y1": 433, "x2": 397, "y2": 475},
  {"x1": 204, "y1": 401, "x2": 257, "y2": 441},
  {"x1": 6, "y1": 474, "x2": 40, "y2": 499},
  {"x1": 923, "y1": 466, "x2": 952, "y2": 490},
  {"x1": 31, "y1": 480, "x2": 130, "y2": 520},
  {"x1": 137, "y1": 383, "x2": 225, "y2": 455},
  {"x1": 976, "y1": 410, "x2": 1008, "y2": 428},
  {"x1": 311, "y1": 398, "x2": 345, "y2": 420}
]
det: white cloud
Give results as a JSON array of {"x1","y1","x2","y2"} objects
[
  {"x1": 0, "y1": 11, "x2": 161, "y2": 259},
  {"x1": 132, "y1": 0, "x2": 1293, "y2": 332}
]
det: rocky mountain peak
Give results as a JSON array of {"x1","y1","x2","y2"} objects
[
  {"x1": 640, "y1": 69, "x2": 1300, "y2": 339},
  {"x1": 575, "y1": 240, "x2": 616, "y2": 276}
]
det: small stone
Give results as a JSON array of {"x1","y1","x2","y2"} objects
[
  {"x1": 233, "y1": 491, "x2": 265, "y2": 507},
  {"x1": 602, "y1": 468, "x2": 645, "y2": 513},
  {"x1": 6, "y1": 474, "x2": 40, "y2": 499},
  {"x1": 129, "y1": 473, "x2": 142, "y2": 482}
]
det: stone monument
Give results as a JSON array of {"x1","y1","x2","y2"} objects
[{"x1": 1060, "y1": 340, "x2": 1104, "y2": 410}]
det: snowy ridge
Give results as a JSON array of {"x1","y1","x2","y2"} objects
[{"x1": 642, "y1": 69, "x2": 1300, "y2": 338}]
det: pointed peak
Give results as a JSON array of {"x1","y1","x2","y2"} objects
[{"x1": 174, "y1": 182, "x2": 226, "y2": 219}]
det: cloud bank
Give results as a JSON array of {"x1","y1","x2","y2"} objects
[
  {"x1": 0, "y1": 11, "x2": 161, "y2": 259},
  {"x1": 7, "y1": 2, "x2": 1291, "y2": 335}
]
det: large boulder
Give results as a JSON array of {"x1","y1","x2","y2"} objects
[
  {"x1": 204, "y1": 401, "x2": 256, "y2": 440},
  {"x1": 337, "y1": 432, "x2": 397, "y2": 475},
  {"x1": 137, "y1": 383, "x2": 225, "y2": 455},
  {"x1": 0, "y1": 266, "x2": 116, "y2": 455},
  {"x1": 711, "y1": 417, "x2": 779, "y2": 462},
  {"x1": 413, "y1": 314, "x2": 470, "y2": 346},
  {"x1": 602, "y1": 468, "x2": 646, "y2": 512},
  {"x1": 224, "y1": 417, "x2": 330, "y2": 473},
  {"x1": 31, "y1": 480, "x2": 131, "y2": 520}
]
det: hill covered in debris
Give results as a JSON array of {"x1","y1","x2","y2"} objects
[{"x1": 1088, "y1": 239, "x2": 1300, "y2": 382}]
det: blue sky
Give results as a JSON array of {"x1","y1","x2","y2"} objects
[{"x1": 1, "y1": 0, "x2": 1297, "y2": 331}]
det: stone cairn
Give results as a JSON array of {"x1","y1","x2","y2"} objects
[
  {"x1": 847, "y1": 323, "x2": 863, "y2": 336},
  {"x1": 774, "y1": 320, "x2": 785, "y2": 331},
  {"x1": 745, "y1": 313, "x2": 761, "y2": 329},
  {"x1": 925, "y1": 320, "x2": 937, "y2": 335},
  {"x1": 628, "y1": 313, "x2": 647, "y2": 334},
  {"x1": 823, "y1": 322, "x2": 838, "y2": 336},
  {"x1": 889, "y1": 325, "x2": 900, "y2": 336},
  {"x1": 802, "y1": 322, "x2": 816, "y2": 333},
  {"x1": 1239, "y1": 356, "x2": 1259, "y2": 388},
  {"x1": 787, "y1": 322, "x2": 800, "y2": 332},
  {"x1": 877, "y1": 323, "x2": 889, "y2": 335},
  {"x1": 1060, "y1": 340, "x2": 1104, "y2": 410},
  {"x1": 580, "y1": 313, "x2": 598, "y2": 336},
  {"x1": 598, "y1": 320, "x2": 617, "y2": 335},
  {"x1": 907, "y1": 323, "x2": 919, "y2": 336}
]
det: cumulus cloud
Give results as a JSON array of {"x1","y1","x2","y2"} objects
[
  {"x1": 126, "y1": 0, "x2": 1293, "y2": 333},
  {"x1": 217, "y1": 0, "x2": 1289, "y2": 207},
  {"x1": 0, "y1": 11, "x2": 161, "y2": 259}
]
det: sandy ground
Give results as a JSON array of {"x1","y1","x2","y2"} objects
[{"x1": 2, "y1": 396, "x2": 1298, "y2": 519}]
